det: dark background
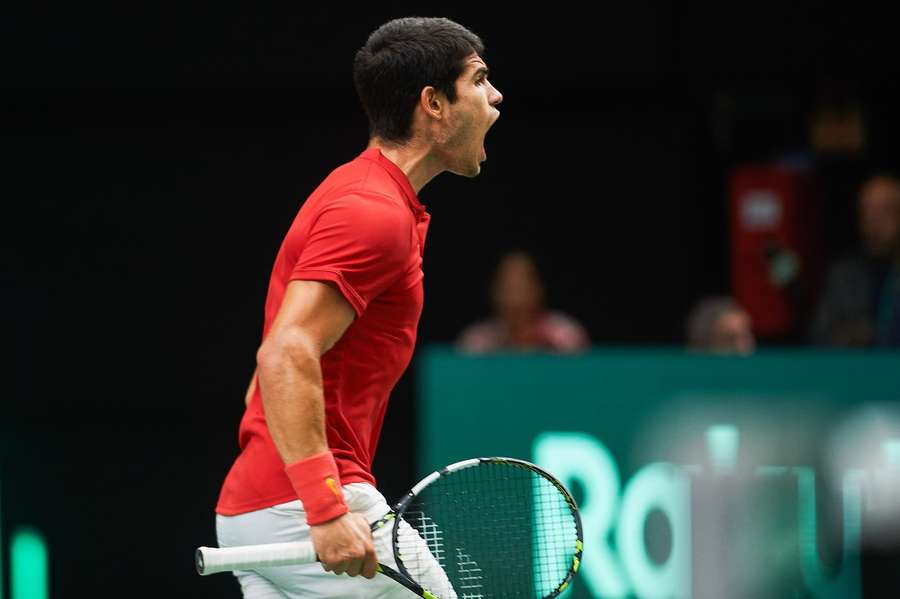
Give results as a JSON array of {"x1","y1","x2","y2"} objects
[{"x1": 3, "y1": 4, "x2": 899, "y2": 597}]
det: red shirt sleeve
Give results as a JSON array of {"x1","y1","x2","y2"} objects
[{"x1": 290, "y1": 194, "x2": 411, "y2": 316}]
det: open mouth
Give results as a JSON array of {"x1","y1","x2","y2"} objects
[{"x1": 481, "y1": 114, "x2": 499, "y2": 162}]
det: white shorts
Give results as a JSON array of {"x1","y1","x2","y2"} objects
[{"x1": 215, "y1": 483, "x2": 441, "y2": 598}]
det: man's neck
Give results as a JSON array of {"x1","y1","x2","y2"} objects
[{"x1": 368, "y1": 138, "x2": 443, "y2": 195}]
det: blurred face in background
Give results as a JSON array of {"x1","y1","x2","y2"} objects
[
  {"x1": 709, "y1": 309, "x2": 756, "y2": 355},
  {"x1": 858, "y1": 176, "x2": 900, "y2": 258},
  {"x1": 491, "y1": 252, "x2": 545, "y2": 324}
]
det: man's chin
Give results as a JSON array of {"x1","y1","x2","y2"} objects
[{"x1": 449, "y1": 163, "x2": 482, "y2": 178}]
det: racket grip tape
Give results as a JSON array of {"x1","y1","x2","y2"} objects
[{"x1": 196, "y1": 541, "x2": 318, "y2": 575}]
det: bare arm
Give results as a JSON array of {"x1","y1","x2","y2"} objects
[
  {"x1": 255, "y1": 279, "x2": 376, "y2": 578},
  {"x1": 256, "y1": 279, "x2": 354, "y2": 462}
]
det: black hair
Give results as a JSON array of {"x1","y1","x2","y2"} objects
[{"x1": 353, "y1": 17, "x2": 485, "y2": 144}]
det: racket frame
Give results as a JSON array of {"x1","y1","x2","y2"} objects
[{"x1": 389, "y1": 456, "x2": 584, "y2": 599}]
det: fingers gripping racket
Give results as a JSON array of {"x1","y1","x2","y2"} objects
[{"x1": 197, "y1": 457, "x2": 584, "y2": 598}]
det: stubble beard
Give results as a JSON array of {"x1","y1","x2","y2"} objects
[{"x1": 441, "y1": 117, "x2": 482, "y2": 178}]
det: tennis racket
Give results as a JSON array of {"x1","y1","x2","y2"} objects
[{"x1": 197, "y1": 456, "x2": 583, "y2": 598}]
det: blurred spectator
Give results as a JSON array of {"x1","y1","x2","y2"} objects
[
  {"x1": 810, "y1": 174, "x2": 900, "y2": 347},
  {"x1": 456, "y1": 251, "x2": 589, "y2": 353},
  {"x1": 686, "y1": 296, "x2": 756, "y2": 355}
]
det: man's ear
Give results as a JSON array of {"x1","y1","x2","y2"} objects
[{"x1": 420, "y1": 86, "x2": 444, "y2": 120}]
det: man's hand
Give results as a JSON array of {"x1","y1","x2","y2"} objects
[{"x1": 310, "y1": 512, "x2": 377, "y2": 578}]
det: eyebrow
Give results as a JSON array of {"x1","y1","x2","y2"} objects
[{"x1": 472, "y1": 66, "x2": 490, "y2": 80}]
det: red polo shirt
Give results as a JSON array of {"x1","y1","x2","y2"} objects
[{"x1": 216, "y1": 147, "x2": 430, "y2": 516}]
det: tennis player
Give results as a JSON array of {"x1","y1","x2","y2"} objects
[{"x1": 214, "y1": 17, "x2": 502, "y2": 598}]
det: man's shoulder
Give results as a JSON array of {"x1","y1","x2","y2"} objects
[
  {"x1": 319, "y1": 155, "x2": 403, "y2": 200},
  {"x1": 293, "y1": 162, "x2": 412, "y2": 257},
  {"x1": 288, "y1": 154, "x2": 412, "y2": 248}
]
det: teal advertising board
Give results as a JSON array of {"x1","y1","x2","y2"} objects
[{"x1": 418, "y1": 348, "x2": 900, "y2": 599}]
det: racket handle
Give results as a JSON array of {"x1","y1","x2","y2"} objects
[{"x1": 196, "y1": 541, "x2": 318, "y2": 575}]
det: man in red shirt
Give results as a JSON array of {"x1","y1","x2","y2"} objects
[{"x1": 214, "y1": 17, "x2": 502, "y2": 598}]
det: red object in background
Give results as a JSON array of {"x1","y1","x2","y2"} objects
[{"x1": 729, "y1": 165, "x2": 822, "y2": 338}]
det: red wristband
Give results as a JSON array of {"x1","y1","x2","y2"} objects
[{"x1": 284, "y1": 451, "x2": 349, "y2": 525}]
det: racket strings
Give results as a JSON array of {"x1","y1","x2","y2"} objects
[{"x1": 395, "y1": 462, "x2": 579, "y2": 598}]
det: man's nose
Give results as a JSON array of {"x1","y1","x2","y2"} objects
[{"x1": 490, "y1": 84, "x2": 503, "y2": 107}]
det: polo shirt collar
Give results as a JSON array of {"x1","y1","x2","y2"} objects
[{"x1": 359, "y1": 147, "x2": 427, "y2": 218}]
